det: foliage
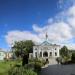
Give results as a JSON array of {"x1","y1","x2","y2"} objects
[
  {"x1": 8, "y1": 66, "x2": 37, "y2": 75},
  {"x1": 29, "y1": 58, "x2": 46, "y2": 67},
  {"x1": 29, "y1": 58, "x2": 45, "y2": 73},
  {"x1": 0, "y1": 60, "x2": 20, "y2": 75},
  {"x1": 39, "y1": 59, "x2": 46, "y2": 66},
  {"x1": 34, "y1": 62, "x2": 42, "y2": 72},
  {"x1": 12, "y1": 40, "x2": 34, "y2": 66},
  {"x1": 71, "y1": 52, "x2": 75, "y2": 62},
  {"x1": 59, "y1": 46, "x2": 72, "y2": 64},
  {"x1": 56, "y1": 57, "x2": 62, "y2": 64},
  {"x1": 0, "y1": 60, "x2": 37, "y2": 75},
  {"x1": 22, "y1": 54, "x2": 29, "y2": 66},
  {"x1": 60, "y1": 46, "x2": 70, "y2": 58},
  {"x1": 12, "y1": 40, "x2": 34, "y2": 57}
]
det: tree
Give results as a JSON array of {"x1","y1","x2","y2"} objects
[
  {"x1": 60, "y1": 46, "x2": 69, "y2": 58},
  {"x1": 12, "y1": 40, "x2": 34, "y2": 66},
  {"x1": 71, "y1": 52, "x2": 75, "y2": 62}
]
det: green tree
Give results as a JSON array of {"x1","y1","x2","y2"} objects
[
  {"x1": 71, "y1": 52, "x2": 75, "y2": 62},
  {"x1": 60, "y1": 46, "x2": 69, "y2": 58},
  {"x1": 12, "y1": 40, "x2": 34, "y2": 66}
]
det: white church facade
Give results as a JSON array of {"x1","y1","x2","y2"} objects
[{"x1": 33, "y1": 34, "x2": 61, "y2": 59}]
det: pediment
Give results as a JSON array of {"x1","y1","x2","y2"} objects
[{"x1": 40, "y1": 40, "x2": 51, "y2": 46}]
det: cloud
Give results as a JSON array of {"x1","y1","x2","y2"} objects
[
  {"x1": 34, "y1": 23, "x2": 72, "y2": 45},
  {"x1": 5, "y1": 2, "x2": 75, "y2": 49},
  {"x1": 5, "y1": 30, "x2": 41, "y2": 46},
  {"x1": 47, "y1": 18, "x2": 53, "y2": 24},
  {"x1": 32, "y1": 24, "x2": 43, "y2": 33},
  {"x1": 32, "y1": 4, "x2": 75, "y2": 49}
]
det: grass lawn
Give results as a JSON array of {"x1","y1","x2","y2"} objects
[{"x1": 0, "y1": 60, "x2": 21, "y2": 75}]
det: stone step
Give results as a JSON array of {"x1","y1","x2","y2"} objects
[{"x1": 49, "y1": 58, "x2": 57, "y2": 65}]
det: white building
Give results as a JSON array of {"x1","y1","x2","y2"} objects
[
  {"x1": 0, "y1": 48, "x2": 13, "y2": 60},
  {"x1": 33, "y1": 34, "x2": 61, "y2": 59},
  {"x1": 0, "y1": 48, "x2": 6, "y2": 60}
]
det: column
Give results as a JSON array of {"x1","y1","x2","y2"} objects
[
  {"x1": 52, "y1": 49, "x2": 55, "y2": 58},
  {"x1": 42, "y1": 51, "x2": 43, "y2": 58},
  {"x1": 57, "y1": 47, "x2": 59, "y2": 57},
  {"x1": 48, "y1": 51, "x2": 50, "y2": 57},
  {"x1": 33, "y1": 51, "x2": 35, "y2": 58}
]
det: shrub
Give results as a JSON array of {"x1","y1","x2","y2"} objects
[
  {"x1": 40, "y1": 59, "x2": 46, "y2": 66},
  {"x1": 8, "y1": 66, "x2": 37, "y2": 75},
  {"x1": 56, "y1": 57, "x2": 62, "y2": 64},
  {"x1": 29, "y1": 58, "x2": 46, "y2": 73},
  {"x1": 29, "y1": 58, "x2": 45, "y2": 67},
  {"x1": 34, "y1": 62, "x2": 42, "y2": 72},
  {"x1": 71, "y1": 53, "x2": 75, "y2": 63}
]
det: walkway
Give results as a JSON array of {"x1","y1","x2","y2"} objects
[{"x1": 40, "y1": 64, "x2": 75, "y2": 75}]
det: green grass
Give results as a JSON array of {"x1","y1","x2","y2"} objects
[{"x1": 0, "y1": 60, "x2": 21, "y2": 75}]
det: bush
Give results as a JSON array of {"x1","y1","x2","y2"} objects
[
  {"x1": 40, "y1": 59, "x2": 46, "y2": 66},
  {"x1": 29, "y1": 58, "x2": 46, "y2": 73},
  {"x1": 34, "y1": 62, "x2": 42, "y2": 72},
  {"x1": 71, "y1": 53, "x2": 75, "y2": 63},
  {"x1": 29, "y1": 58, "x2": 45, "y2": 66},
  {"x1": 8, "y1": 66, "x2": 37, "y2": 75},
  {"x1": 56, "y1": 57, "x2": 62, "y2": 64}
]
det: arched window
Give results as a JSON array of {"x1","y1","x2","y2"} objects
[
  {"x1": 43, "y1": 51, "x2": 48, "y2": 57},
  {"x1": 35, "y1": 48, "x2": 37, "y2": 50},
  {"x1": 50, "y1": 52, "x2": 52, "y2": 56},
  {"x1": 40, "y1": 52, "x2": 42, "y2": 57},
  {"x1": 55, "y1": 52, "x2": 57, "y2": 56},
  {"x1": 35, "y1": 52, "x2": 37, "y2": 58},
  {"x1": 55, "y1": 48, "x2": 57, "y2": 50}
]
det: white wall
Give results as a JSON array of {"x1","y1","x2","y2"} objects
[
  {"x1": 0, "y1": 52, "x2": 5, "y2": 60},
  {"x1": 33, "y1": 45, "x2": 60, "y2": 58}
]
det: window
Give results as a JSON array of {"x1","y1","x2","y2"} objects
[
  {"x1": 50, "y1": 52, "x2": 52, "y2": 56},
  {"x1": 43, "y1": 52, "x2": 48, "y2": 57},
  {"x1": 40, "y1": 52, "x2": 42, "y2": 57},
  {"x1": 55, "y1": 52, "x2": 57, "y2": 56},
  {"x1": 35, "y1": 48, "x2": 37, "y2": 50},
  {"x1": 55, "y1": 48, "x2": 57, "y2": 50},
  {"x1": 35, "y1": 52, "x2": 37, "y2": 58}
]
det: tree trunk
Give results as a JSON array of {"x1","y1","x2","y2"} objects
[{"x1": 22, "y1": 54, "x2": 28, "y2": 66}]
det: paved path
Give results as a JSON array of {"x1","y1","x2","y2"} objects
[{"x1": 40, "y1": 64, "x2": 75, "y2": 75}]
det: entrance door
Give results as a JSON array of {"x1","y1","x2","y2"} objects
[{"x1": 43, "y1": 51, "x2": 48, "y2": 57}]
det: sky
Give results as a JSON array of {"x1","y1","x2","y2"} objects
[{"x1": 0, "y1": 0, "x2": 75, "y2": 50}]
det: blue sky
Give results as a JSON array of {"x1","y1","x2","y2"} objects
[
  {"x1": 0, "y1": 0, "x2": 75, "y2": 50},
  {"x1": 0, "y1": 0, "x2": 60, "y2": 27},
  {"x1": 0, "y1": 0, "x2": 59, "y2": 49}
]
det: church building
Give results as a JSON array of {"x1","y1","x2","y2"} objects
[{"x1": 33, "y1": 33, "x2": 61, "y2": 59}]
